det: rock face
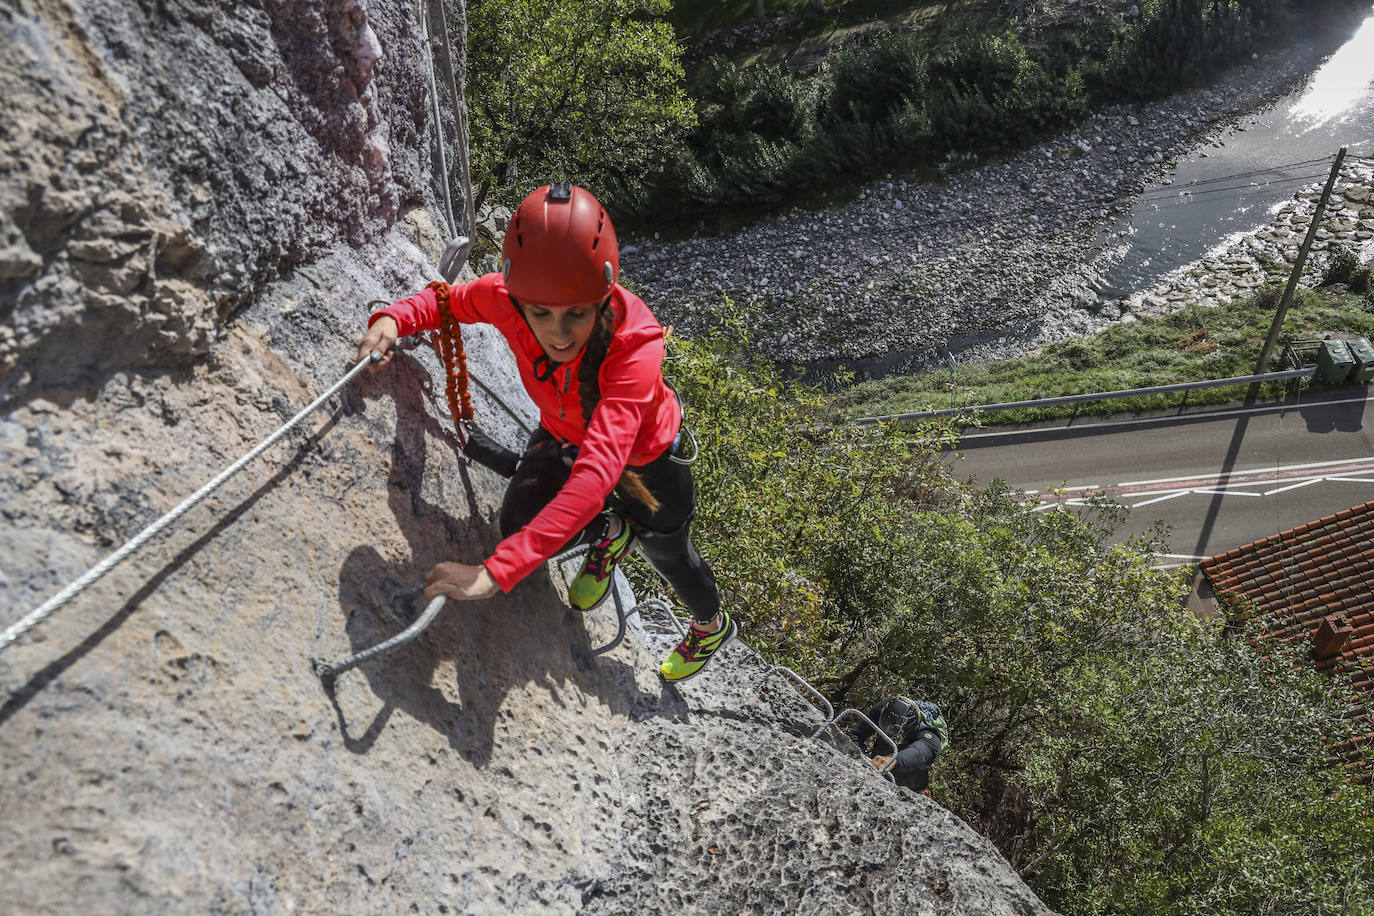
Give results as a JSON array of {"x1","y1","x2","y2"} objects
[
  {"x1": 0, "y1": 0, "x2": 427, "y2": 395},
  {"x1": 0, "y1": 2, "x2": 1047, "y2": 913}
]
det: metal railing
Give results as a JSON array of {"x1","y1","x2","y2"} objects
[{"x1": 852, "y1": 367, "x2": 1316, "y2": 426}]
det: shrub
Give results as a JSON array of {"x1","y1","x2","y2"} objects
[
  {"x1": 610, "y1": 0, "x2": 1370, "y2": 226},
  {"x1": 816, "y1": 33, "x2": 930, "y2": 128},
  {"x1": 692, "y1": 57, "x2": 809, "y2": 141},
  {"x1": 652, "y1": 325, "x2": 1374, "y2": 913},
  {"x1": 1323, "y1": 246, "x2": 1361, "y2": 286},
  {"x1": 1348, "y1": 264, "x2": 1372, "y2": 295},
  {"x1": 466, "y1": 0, "x2": 695, "y2": 211}
]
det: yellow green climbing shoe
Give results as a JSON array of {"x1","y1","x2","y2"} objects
[
  {"x1": 659, "y1": 610, "x2": 736, "y2": 682},
  {"x1": 567, "y1": 515, "x2": 635, "y2": 611}
]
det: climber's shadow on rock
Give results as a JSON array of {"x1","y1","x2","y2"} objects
[{"x1": 324, "y1": 353, "x2": 670, "y2": 766}]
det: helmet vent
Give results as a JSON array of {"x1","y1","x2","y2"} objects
[
  {"x1": 516, "y1": 234, "x2": 523, "y2": 247},
  {"x1": 591, "y1": 235, "x2": 599, "y2": 250}
]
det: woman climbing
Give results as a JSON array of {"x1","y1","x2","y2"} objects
[{"x1": 356, "y1": 183, "x2": 734, "y2": 682}]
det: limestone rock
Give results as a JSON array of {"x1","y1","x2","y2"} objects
[{"x1": 0, "y1": 1, "x2": 1046, "y2": 913}]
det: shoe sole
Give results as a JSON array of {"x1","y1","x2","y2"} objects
[{"x1": 660, "y1": 619, "x2": 736, "y2": 683}]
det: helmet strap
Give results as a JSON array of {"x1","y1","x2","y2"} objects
[
  {"x1": 532, "y1": 353, "x2": 561, "y2": 382},
  {"x1": 512, "y1": 294, "x2": 614, "y2": 384}
]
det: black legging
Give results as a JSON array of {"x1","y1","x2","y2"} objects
[{"x1": 498, "y1": 427, "x2": 721, "y2": 624}]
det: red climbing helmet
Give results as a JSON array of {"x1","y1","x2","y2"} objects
[{"x1": 501, "y1": 183, "x2": 619, "y2": 308}]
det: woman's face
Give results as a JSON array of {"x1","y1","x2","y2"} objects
[{"x1": 523, "y1": 303, "x2": 598, "y2": 362}]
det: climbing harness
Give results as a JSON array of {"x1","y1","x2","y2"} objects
[
  {"x1": 0, "y1": 353, "x2": 382, "y2": 654},
  {"x1": 386, "y1": 284, "x2": 527, "y2": 478},
  {"x1": 666, "y1": 385, "x2": 700, "y2": 466}
]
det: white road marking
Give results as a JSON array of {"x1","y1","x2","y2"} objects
[
  {"x1": 1030, "y1": 456, "x2": 1374, "y2": 506},
  {"x1": 1130, "y1": 491, "x2": 1193, "y2": 508},
  {"x1": 1118, "y1": 455, "x2": 1374, "y2": 488},
  {"x1": 1263, "y1": 478, "x2": 1328, "y2": 496}
]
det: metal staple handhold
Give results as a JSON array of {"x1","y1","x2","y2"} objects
[
  {"x1": 754, "y1": 665, "x2": 836, "y2": 737},
  {"x1": 314, "y1": 594, "x2": 449, "y2": 684},
  {"x1": 754, "y1": 666, "x2": 903, "y2": 783},
  {"x1": 828, "y1": 708, "x2": 900, "y2": 781}
]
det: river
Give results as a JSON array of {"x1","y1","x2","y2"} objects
[
  {"x1": 627, "y1": 10, "x2": 1374, "y2": 382},
  {"x1": 1098, "y1": 10, "x2": 1374, "y2": 298}
]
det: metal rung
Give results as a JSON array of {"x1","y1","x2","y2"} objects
[
  {"x1": 754, "y1": 665, "x2": 836, "y2": 736},
  {"x1": 829, "y1": 708, "x2": 899, "y2": 781}
]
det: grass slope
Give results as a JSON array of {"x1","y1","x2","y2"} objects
[{"x1": 827, "y1": 285, "x2": 1374, "y2": 425}]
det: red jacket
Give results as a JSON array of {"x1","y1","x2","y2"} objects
[{"x1": 371, "y1": 273, "x2": 682, "y2": 591}]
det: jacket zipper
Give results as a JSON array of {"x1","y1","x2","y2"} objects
[{"x1": 556, "y1": 365, "x2": 572, "y2": 419}]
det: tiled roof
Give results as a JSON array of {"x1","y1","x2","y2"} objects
[{"x1": 1201, "y1": 499, "x2": 1374, "y2": 775}]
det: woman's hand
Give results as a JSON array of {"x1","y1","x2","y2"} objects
[
  {"x1": 424, "y1": 562, "x2": 500, "y2": 602},
  {"x1": 357, "y1": 315, "x2": 399, "y2": 371}
]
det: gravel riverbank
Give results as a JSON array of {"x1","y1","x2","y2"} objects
[{"x1": 621, "y1": 36, "x2": 1365, "y2": 379}]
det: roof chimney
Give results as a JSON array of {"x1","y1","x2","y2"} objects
[{"x1": 1311, "y1": 614, "x2": 1352, "y2": 662}]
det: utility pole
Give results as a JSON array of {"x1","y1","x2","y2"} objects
[{"x1": 1255, "y1": 146, "x2": 1347, "y2": 374}]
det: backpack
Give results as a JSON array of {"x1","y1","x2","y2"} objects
[{"x1": 912, "y1": 699, "x2": 949, "y2": 752}]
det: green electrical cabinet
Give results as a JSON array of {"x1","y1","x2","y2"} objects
[
  {"x1": 1318, "y1": 339, "x2": 1355, "y2": 383},
  {"x1": 1348, "y1": 337, "x2": 1374, "y2": 384}
]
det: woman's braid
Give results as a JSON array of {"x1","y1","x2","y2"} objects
[{"x1": 578, "y1": 300, "x2": 660, "y2": 514}]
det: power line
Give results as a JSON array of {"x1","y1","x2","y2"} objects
[
  {"x1": 1133, "y1": 155, "x2": 1335, "y2": 199},
  {"x1": 1137, "y1": 172, "x2": 1332, "y2": 210},
  {"x1": 763, "y1": 149, "x2": 1360, "y2": 249}
]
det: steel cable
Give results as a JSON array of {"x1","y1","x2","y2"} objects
[
  {"x1": 1133, "y1": 156, "x2": 1335, "y2": 199},
  {"x1": 418, "y1": 0, "x2": 458, "y2": 239},
  {"x1": 0, "y1": 354, "x2": 380, "y2": 653}
]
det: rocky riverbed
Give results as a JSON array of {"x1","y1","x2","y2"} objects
[
  {"x1": 1126, "y1": 160, "x2": 1374, "y2": 318},
  {"x1": 621, "y1": 35, "x2": 1373, "y2": 379}
]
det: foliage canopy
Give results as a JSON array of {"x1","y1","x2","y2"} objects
[
  {"x1": 464, "y1": 0, "x2": 695, "y2": 210},
  {"x1": 641, "y1": 323, "x2": 1374, "y2": 913}
]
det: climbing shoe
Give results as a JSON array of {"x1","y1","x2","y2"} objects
[
  {"x1": 659, "y1": 610, "x2": 736, "y2": 682},
  {"x1": 567, "y1": 514, "x2": 635, "y2": 611}
]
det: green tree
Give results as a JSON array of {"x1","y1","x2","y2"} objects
[
  {"x1": 646, "y1": 325, "x2": 1374, "y2": 913},
  {"x1": 464, "y1": 0, "x2": 695, "y2": 210}
]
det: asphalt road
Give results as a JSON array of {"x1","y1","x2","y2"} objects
[{"x1": 950, "y1": 389, "x2": 1374, "y2": 565}]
